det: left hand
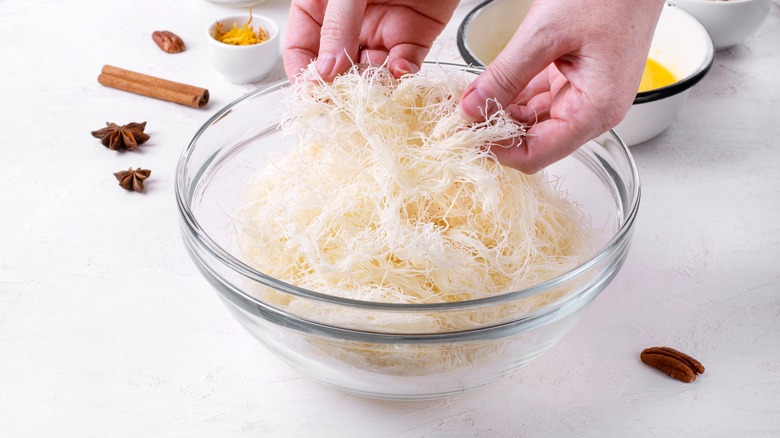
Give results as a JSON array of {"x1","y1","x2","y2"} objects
[{"x1": 283, "y1": 0, "x2": 460, "y2": 81}]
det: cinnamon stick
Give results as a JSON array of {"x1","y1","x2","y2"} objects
[{"x1": 98, "y1": 65, "x2": 209, "y2": 108}]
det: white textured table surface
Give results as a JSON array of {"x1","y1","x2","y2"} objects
[{"x1": 2, "y1": 0, "x2": 779, "y2": 436}]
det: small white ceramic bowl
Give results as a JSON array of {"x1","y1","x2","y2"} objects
[
  {"x1": 457, "y1": 1, "x2": 715, "y2": 146},
  {"x1": 673, "y1": 0, "x2": 773, "y2": 50},
  {"x1": 206, "y1": 14, "x2": 280, "y2": 84},
  {"x1": 206, "y1": 0, "x2": 267, "y2": 7}
]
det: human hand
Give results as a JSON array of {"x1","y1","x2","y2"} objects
[
  {"x1": 284, "y1": 0, "x2": 459, "y2": 81},
  {"x1": 460, "y1": 0, "x2": 664, "y2": 173}
]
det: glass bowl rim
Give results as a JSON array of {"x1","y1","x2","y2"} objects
[{"x1": 175, "y1": 61, "x2": 641, "y2": 312}]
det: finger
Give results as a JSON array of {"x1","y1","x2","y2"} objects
[
  {"x1": 359, "y1": 49, "x2": 389, "y2": 66},
  {"x1": 490, "y1": 118, "x2": 586, "y2": 174},
  {"x1": 499, "y1": 106, "x2": 625, "y2": 175},
  {"x1": 548, "y1": 65, "x2": 569, "y2": 96},
  {"x1": 513, "y1": 69, "x2": 552, "y2": 106},
  {"x1": 386, "y1": 43, "x2": 431, "y2": 77},
  {"x1": 283, "y1": 2, "x2": 325, "y2": 81},
  {"x1": 460, "y1": 14, "x2": 573, "y2": 121},
  {"x1": 507, "y1": 92, "x2": 552, "y2": 125},
  {"x1": 492, "y1": 86, "x2": 600, "y2": 174},
  {"x1": 496, "y1": 117, "x2": 590, "y2": 174},
  {"x1": 493, "y1": 93, "x2": 553, "y2": 150},
  {"x1": 316, "y1": 0, "x2": 367, "y2": 81}
]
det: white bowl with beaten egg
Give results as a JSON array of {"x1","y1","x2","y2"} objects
[
  {"x1": 457, "y1": 1, "x2": 715, "y2": 146},
  {"x1": 615, "y1": 3, "x2": 715, "y2": 145}
]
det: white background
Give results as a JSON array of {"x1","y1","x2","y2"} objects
[{"x1": 1, "y1": 0, "x2": 779, "y2": 436}]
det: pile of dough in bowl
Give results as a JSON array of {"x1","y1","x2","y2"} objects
[{"x1": 234, "y1": 64, "x2": 592, "y2": 322}]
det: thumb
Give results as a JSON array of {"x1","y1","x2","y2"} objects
[
  {"x1": 315, "y1": 0, "x2": 367, "y2": 81},
  {"x1": 460, "y1": 22, "x2": 562, "y2": 122}
]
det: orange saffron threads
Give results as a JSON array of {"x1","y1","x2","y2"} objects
[{"x1": 212, "y1": 6, "x2": 269, "y2": 46}]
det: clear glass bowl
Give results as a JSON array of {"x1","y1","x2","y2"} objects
[{"x1": 175, "y1": 63, "x2": 640, "y2": 400}]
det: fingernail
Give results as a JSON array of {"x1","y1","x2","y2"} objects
[
  {"x1": 391, "y1": 60, "x2": 419, "y2": 78},
  {"x1": 315, "y1": 54, "x2": 336, "y2": 80}
]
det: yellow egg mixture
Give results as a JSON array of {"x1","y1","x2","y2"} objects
[{"x1": 638, "y1": 58, "x2": 677, "y2": 92}]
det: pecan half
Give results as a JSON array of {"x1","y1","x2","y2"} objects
[
  {"x1": 640, "y1": 346, "x2": 705, "y2": 383},
  {"x1": 152, "y1": 30, "x2": 185, "y2": 54}
]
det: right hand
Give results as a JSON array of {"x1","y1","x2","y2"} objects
[{"x1": 460, "y1": 0, "x2": 664, "y2": 173}]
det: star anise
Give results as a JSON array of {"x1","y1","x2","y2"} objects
[
  {"x1": 114, "y1": 167, "x2": 151, "y2": 192},
  {"x1": 91, "y1": 121, "x2": 150, "y2": 151}
]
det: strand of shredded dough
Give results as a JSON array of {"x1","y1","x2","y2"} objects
[{"x1": 234, "y1": 64, "x2": 590, "y2": 312}]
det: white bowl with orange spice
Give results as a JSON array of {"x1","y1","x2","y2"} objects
[{"x1": 206, "y1": 12, "x2": 279, "y2": 84}]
